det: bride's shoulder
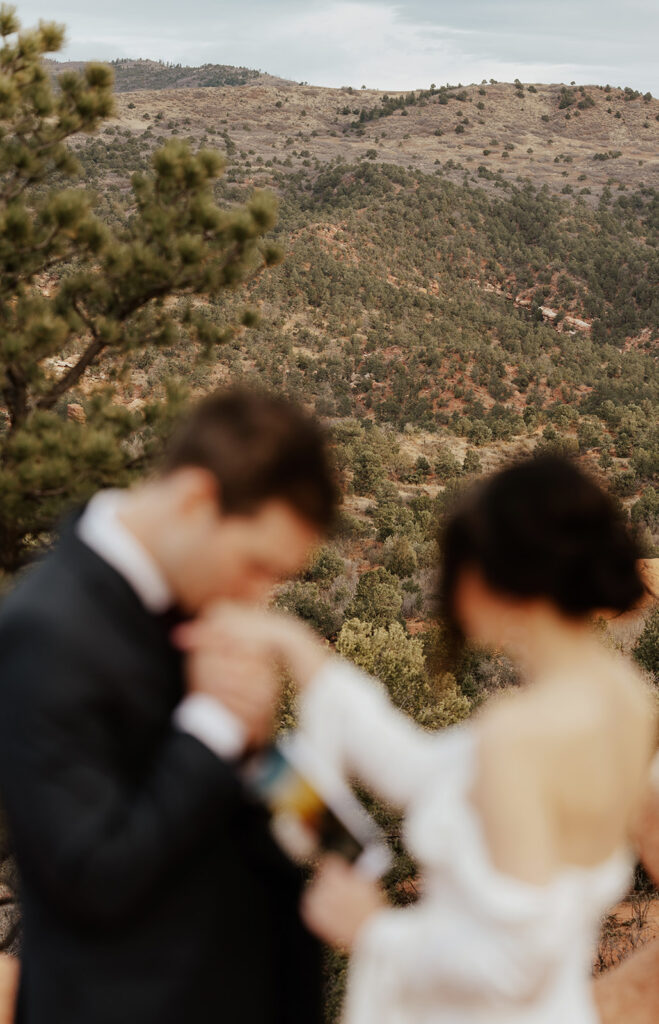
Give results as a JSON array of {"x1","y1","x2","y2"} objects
[{"x1": 477, "y1": 656, "x2": 655, "y2": 776}]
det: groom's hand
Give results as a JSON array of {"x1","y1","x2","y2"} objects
[{"x1": 185, "y1": 642, "x2": 280, "y2": 749}]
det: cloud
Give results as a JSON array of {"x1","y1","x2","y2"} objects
[
  {"x1": 239, "y1": 2, "x2": 658, "y2": 91},
  {"x1": 21, "y1": 0, "x2": 659, "y2": 93},
  {"x1": 262, "y1": 4, "x2": 472, "y2": 87}
]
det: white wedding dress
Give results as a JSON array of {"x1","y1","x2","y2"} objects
[{"x1": 300, "y1": 658, "x2": 634, "y2": 1024}]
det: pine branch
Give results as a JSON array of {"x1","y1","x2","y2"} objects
[{"x1": 37, "y1": 334, "x2": 106, "y2": 411}]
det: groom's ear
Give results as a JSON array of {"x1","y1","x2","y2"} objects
[{"x1": 167, "y1": 467, "x2": 223, "y2": 519}]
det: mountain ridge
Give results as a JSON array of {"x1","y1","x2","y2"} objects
[{"x1": 44, "y1": 57, "x2": 289, "y2": 91}]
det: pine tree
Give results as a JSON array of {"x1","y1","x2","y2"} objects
[
  {"x1": 345, "y1": 568, "x2": 403, "y2": 627},
  {"x1": 0, "y1": 8, "x2": 281, "y2": 574}
]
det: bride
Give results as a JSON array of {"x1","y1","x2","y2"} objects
[{"x1": 179, "y1": 455, "x2": 656, "y2": 1024}]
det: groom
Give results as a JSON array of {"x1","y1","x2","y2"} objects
[{"x1": 0, "y1": 388, "x2": 338, "y2": 1024}]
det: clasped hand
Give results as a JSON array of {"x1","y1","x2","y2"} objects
[{"x1": 174, "y1": 603, "x2": 328, "y2": 747}]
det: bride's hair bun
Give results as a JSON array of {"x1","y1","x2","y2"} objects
[{"x1": 439, "y1": 455, "x2": 644, "y2": 642}]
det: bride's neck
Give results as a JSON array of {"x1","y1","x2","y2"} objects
[{"x1": 505, "y1": 609, "x2": 605, "y2": 684}]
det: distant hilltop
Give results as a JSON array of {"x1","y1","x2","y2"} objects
[
  {"x1": 44, "y1": 59, "x2": 655, "y2": 99},
  {"x1": 43, "y1": 57, "x2": 289, "y2": 92}
]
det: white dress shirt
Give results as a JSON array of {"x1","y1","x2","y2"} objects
[{"x1": 76, "y1": 490, "x2": 247, "y2": 760}]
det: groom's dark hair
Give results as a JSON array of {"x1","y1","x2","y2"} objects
[{"x1": 162, "y1": 388, "x2": 339, "y2": 531}]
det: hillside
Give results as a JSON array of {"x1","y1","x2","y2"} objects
[
  {"x1": 36, "y1": 63, "x2": 659, "y2": 674},
  {"x1": 45, "y1": 57, "x2": 271, "y2": 91},
  {"x1": 66, "y1": 74, "x2": 659, "y2": 199}
]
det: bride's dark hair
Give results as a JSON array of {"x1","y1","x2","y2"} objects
[{"x1": 438, "y1": 455, "x2": 644, "y2": 653}]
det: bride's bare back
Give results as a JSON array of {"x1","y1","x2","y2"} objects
[{"x1": 472, "y1": 649, "x2": 657, "y2": 886}]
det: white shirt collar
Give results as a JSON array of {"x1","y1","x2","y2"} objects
[{"x1": 76, "y1": 490, "x2": 173, "y2": 614}]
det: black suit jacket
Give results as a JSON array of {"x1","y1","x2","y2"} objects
[{"x1": 0, "y1": 524, "x2": 322, "y2": 1024}]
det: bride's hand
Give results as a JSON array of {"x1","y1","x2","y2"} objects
[
  {"x1": 174, "y1": 603, "x2": 330, "y2": 688},
  {"x1": 301, "y1": 856, "x2": 386, "y2": 951}
]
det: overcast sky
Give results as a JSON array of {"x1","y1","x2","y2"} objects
[{"x1": 21, "y1": 1, "x2": 659, "y2": 93}]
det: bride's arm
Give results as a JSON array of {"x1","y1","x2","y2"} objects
[
  {"x1": 297, "y1": 654, "x2": 452, "y2": 809},
  {"x1": 176, "y1": 606, "x2": 451, "y2": 810}
]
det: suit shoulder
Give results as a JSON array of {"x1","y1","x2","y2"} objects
[{"x1": 0, "y1": 545, "x2": 95, "y2": 631}]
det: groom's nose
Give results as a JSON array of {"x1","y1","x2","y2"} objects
[{"x1": 234, "y1": 574, "x2": 278, "y2": 603}]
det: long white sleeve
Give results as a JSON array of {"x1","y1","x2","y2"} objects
[{"x1": 299, "y1": 657, "x2": 451, "y2": 809}]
